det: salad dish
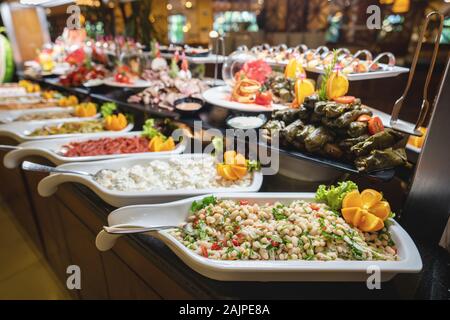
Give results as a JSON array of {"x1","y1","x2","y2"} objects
[
  {"x1": 37, "y1": 153, "x2": 263, "y2": 207},
  {"x1": 97, "y1": 181, "x2": 421, "y2": 281}
]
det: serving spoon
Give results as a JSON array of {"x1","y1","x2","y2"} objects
[
  {"x1": 0, "y1": 144, "x2": 21, "y2": 151},
  {"x1": 21, "y1": 160, "x2": 94, "y2": 177}
]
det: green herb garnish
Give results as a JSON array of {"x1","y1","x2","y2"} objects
[
  {"x1": 190, "y1": 195, "x2": 217, "y2": 213},
  {"x1": 317, "y1": 50, "x2": 339, "y2": 101}
]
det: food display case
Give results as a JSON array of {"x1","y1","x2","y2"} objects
[{"x1": 0, "y1": 0, "x2": 448, "y2": 303}]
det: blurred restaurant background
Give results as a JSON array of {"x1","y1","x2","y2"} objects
[{"x1": 0, "y1": 0, "x2": 449, "y2": 123}]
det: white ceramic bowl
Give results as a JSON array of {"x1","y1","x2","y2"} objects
[
  {"x1": 37, "y1": 153, "x2": 264, "y2": 207},
  {"x1": 96, "y1": 193, "x2": 422, "y2": 282}
]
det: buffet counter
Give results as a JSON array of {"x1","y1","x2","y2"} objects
[
  {"x1": 1, "y1": 155, "x2": 446, "y2": 299},
  {"x1": 0, "y1": 77, "x2": 448, "y2": 299}
]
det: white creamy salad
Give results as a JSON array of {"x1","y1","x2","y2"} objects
[{"x1": 94, "y1": 156, "x2": 253, "y2": 191}]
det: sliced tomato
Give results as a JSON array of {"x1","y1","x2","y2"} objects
[
  {"x1": 200, "y1": 245, "x2": 208, "y2": 257},
  {"x1": 255, "y1": 91, "x2": 273, "y2": 106},
  {"x1": 368, "y1": 116, "x2": 384, "y2": 135},
  {"x1": 333, "y1": 96, "x2": 356, "y2": 104},
  {"x1": 232, "y1": 239, "x2": 239, "y2": 247},
  {"x1": 357, "y1": 114, "x2": 372, "y2": 122}
]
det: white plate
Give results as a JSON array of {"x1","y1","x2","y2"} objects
[
  {"x1": 103, "y1": 77, "x2": 152, "y2": 88},
  {"x1": 0, "y1": 107, "x2": 99, "y2": 124},
  {"x1": 160, "y1": 52, "x2": 226, "y2": 64},
  {"x1": 95, "y1": 193, "x2": 422, "y2": 282},
  {"x1": 306, "y1": 64, "x2": 410, "y2": 81},
  {"x1": 3, "y1": 131, "x2": 186, "y2": 168},
  {"x1": 203, "y1": 85, "x2": 287, "y2": 113},
  {"x1": 0, "y1": 118, "x2": 133, "y2": 142},
  {"x1": 37, "y1": 153, "x2": 263, "y2": 207}
]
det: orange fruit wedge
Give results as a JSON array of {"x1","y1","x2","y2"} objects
[
  {"x1": 341, "y1": 188, "x2": 391, "y2": 232},
  {"x1": 358, "y1": 212, "x2": 384, "y2": 232},
  {"x1": 234, "y1": 153, "x2": 246, "y2": 166},
  {"x1": 294, "y1": 79, "x2": 315, "y2": 104},
  {"x1": 148, "y1": 136, "x2": 164, "y2": 152},
  {"x1": 342, "y1": 207, "x2": 361, "y2": 226},
  {"x1": 407, "y1": 127, "x2": 427, "y2": 148},
  {"x1": 342, "y1": 190, "x2": 362, "y2": 208},
  {"x1": 369, "y1": 201, "x2": 390, "y2": 220},
  {"x1": 224, "y1": 150, "x2": 237, "y2": 165},
  {"x1": 222, "y1": 165, "x2": 238, "y2": 180},
  {"x1": 285, "y1": 58, "x2": 305, "y2": 79},
  {"x1": 360, "y1": 189, "x2": 383, "y2": 209},
  {"x1": 160, "y1": 137, "x2": 175, "y2": 151},
  {"x1": 231, "y1": 164, "x2": 247, "y2": 179},
  {"x1": 326, "y1": 72, "x2": 349, "y2": 99},
  {"x1": 117, "y1": 113, "x2": 128, "y2": 129}
]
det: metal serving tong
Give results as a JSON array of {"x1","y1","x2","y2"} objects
[{"x1": 390, "y1": 11, "x2": 444, "y2": 136}]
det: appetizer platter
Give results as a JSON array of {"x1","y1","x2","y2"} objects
[
  {"x1": 0, "y1": 81, "x2": 79, "y2": 110},
  {"x1": 36, "y1": 152, "x2": 263, "y2": 207},
  {"x1": 203, "y1": 85, "x2": 286, "y2": 112},
  {"x1": 0, "y1": 102, "x2": 99, "y2": 124},
  {"x1": 240, "y1": 45, "x2": 409, "y2": 81},
  {"x1": 261, "y1": 52, "x2": 408, "y2": 174},
  {"x1": 127, "y1": 52, "x2": 210, "y2": 111},
  {"x1": 96, "y1": 182, "x2": 421, "y2": 281},
  {"x1": 3, "y1": 118, "x2": 186, "y2": 167},
  {"x1": 0, "y1": 102, "x2": 133, "y2": 142}
]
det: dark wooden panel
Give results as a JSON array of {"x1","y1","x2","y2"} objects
[
  {"x1": 56, "y1": 184, "x2": 195, "y2": 299},
  {"x1": 0, "y1": 144, "x2": 43, "y2": 252},
  {"x1": 58, "y1": 201, "x2": 109, "y2": 299},
  {"x1": 102, "y1": 251, "x2": 161, "y2": 300}
]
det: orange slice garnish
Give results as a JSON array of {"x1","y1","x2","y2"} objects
[{"x1": 326, "y1": 72, "x2": 349, "y2": 99}]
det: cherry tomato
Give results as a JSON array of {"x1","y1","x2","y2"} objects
[
  {"x1": 211, "y1": 243, "x2": 221, "y2": 250},
  {"x1": 333, "y1": 96, "x2": 356, "y2": 104},
  {"x1": 200, "y1": 245, "x2": 208, "y2": 257},
  {"x1": 357, "y1": 114, "x2": 372, "y2": 122},
  {"x1": 368, "y1": 116, "x2": 384, "y2": 135},
  {"x1": 239, "y1": 200, "x2": 249, "y2": 205},
  {"x1": 255, "y1": 91, "x2": 273, "y2": 106}
]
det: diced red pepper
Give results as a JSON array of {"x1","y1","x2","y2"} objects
[
  {"x1": 239, "y1": 200, "x2": 249, "y2": 205},
  {"x1": 271, "y1": 241, "x2": 280, "y2": 247},
  {"x1": 232, "y1": 239, "x2": 239, "y2": 246},
  {"x1": 211, "y1": 242, "x2": 221, "y2": 250}
]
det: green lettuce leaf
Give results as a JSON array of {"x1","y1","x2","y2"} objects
[{"x1": 315, "y1": 181, "x2": 358, "y2": 212}]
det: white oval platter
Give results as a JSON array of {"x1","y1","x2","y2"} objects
[{"x1": 95, "y1": 193, "x2": 422, "y2": 282}]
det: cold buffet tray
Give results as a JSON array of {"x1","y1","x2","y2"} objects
[
  {"x1": 96, "y1": 193, "x2": 422, "y2": 282},
  {"x1": 3, "y1": 131, "x2": 186, "y2": 167},
  {"x1": 37, "y1": 153, "x2": 264, "y2": 207}
]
